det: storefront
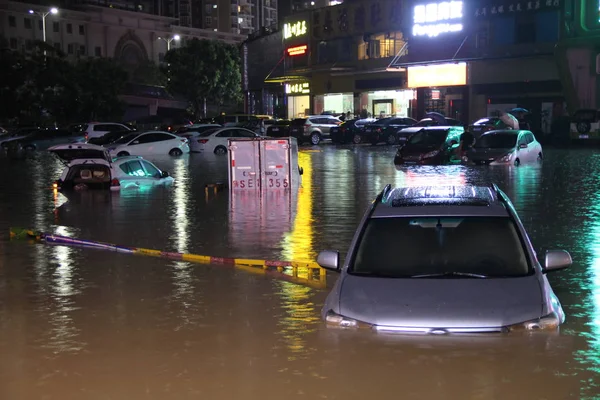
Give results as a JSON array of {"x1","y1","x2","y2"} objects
[
  {"x1": 286, "y1": 81, "x2": 311, "y2": 118},
  {"x1": 360, "y1": 90, "x2": 414, "y2": 118},
  {"x1": 407, "y1": 62, "x2": 468, "y2": 120},
  {"x1": 313, "y1": 93, "x2": 353, "y2": 115}
]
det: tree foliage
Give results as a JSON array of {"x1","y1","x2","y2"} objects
[
  {"x1": 0, "y1": 42, "x2": 127, "y2": 126},
  {"x1": 163, "y1": 38, "x2": 242, "y2": 118}
]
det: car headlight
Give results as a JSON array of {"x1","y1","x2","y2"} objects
[
  {"x1": 422, "y1": 150, "x2": 439, "y2": 159},
  {"x1": 500, "y1": 152, "x2": 513, "y2": 162},
  {"x1": 507, "y1": 312, "x2": 561, "y2": 332},
  {"x1": 325, "y1": 310, "x2": 373, "y2": 330}
]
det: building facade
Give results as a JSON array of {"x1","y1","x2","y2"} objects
[
  {"x1": 0, "y1": 0, "x2": 246, "y2": 118},
  {"x1": 268, "y1": 0, "x2": 566, "y2": 135}
]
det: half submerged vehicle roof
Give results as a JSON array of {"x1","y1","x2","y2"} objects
[{"x1": 48, "y1": 143, "x2": 111, "y2": 163}]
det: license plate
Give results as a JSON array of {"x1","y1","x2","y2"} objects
[
  {"x1": 579, "y1": 134, "x2": 589, "y2": 139},
  {"x1": 272, "y1": 128, "x2": 279, "y2": 132},
  {"x1": 398, "y1": 137, "x2": 407, "y2": 141}
]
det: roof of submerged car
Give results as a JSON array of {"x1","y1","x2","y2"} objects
[{"x1": 372, "y1": 185, "x2": 509, "y2": 218}]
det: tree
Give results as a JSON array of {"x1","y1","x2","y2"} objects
[
  {"x1": 163, "y1": 38, "x2": 242, "y2": 118},
  {"x1": 130, "y1": 60, "x2": 167, "y2": 87}
]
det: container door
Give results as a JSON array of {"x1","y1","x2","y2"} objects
[
  {"x1": 260, "y1": 139, "x2": 291, "y2": 190},
  {"x1": 228, "y1": 139, "x2": 260, "y2": 191}
]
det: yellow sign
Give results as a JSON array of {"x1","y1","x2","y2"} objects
[
  {"x1": 285, "y1": 82, "x2": 310, "y2": 95},
  {"x1": 284, "y1": 21, "x2": 307, "y2": 40},
  {"x1": 407, "y1": 62, "x2": 467, "y2": 88}
]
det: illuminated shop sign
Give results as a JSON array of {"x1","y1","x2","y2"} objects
[
  {"x1": 285, "y1": 82, "x2": 310, "y2": 95},
  {"x1": 407, "y1": 62, "x2": 467, "y2": 88},
  {"x1": 413, "y1": 1, "x2": 463, "y2": 37},
  {"x1": 287, "y1": 45, "x2": 308, "y2": 56},
  {"x1": 283, "y1": 21, "x2": 307, "y2": 40},
  {"x1": 474, "y1": 0, "x2": 561, "y2": 18}
]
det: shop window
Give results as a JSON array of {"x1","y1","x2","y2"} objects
[
  {"x1": 360, "y1": 32, "x2": 406, "y2": 60},
  {"x1": 515, "y1": 14, "x2": 535, "y2": 43},
  {"x1": 534, "y1": 11, "x2": 559, "y2": 42},
  {"x1": 491, "y1": 16, "x2": 515, "y2": 45}
]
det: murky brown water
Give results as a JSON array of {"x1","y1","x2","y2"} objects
[{"x1": 1, "y1": 145, "x2": 599, "y2": 399}]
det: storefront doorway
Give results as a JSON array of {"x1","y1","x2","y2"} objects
[
  {"x1": 287, "y1": 95, "x2": 310, "y2": 118},
  {"x1": 373, "y1": 99, "x2": 394, "y2": 118}
]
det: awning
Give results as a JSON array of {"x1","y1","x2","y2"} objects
[{"x1": 264, "y1": 75, "x2": 310, "y2": 84}]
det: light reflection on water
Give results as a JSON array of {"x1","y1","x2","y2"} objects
[{"x1": 0, "y1": 147, "x2": 599, "y2": 398}]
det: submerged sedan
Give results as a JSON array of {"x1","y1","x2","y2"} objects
[
  {"x1": 393, "y1": 126, "x2": 463, "y2": 165},
  {"x1": 466, "y1": 130, "x2": 543, "y2": 166},
  {"x1": 317, "y1": 184, "x2": 572, "y2": 334}
]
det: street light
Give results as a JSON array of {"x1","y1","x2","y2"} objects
[
  {"x1": 157, "y1": 34, "x2": 181, "y2": 51},
  {"x1": 29, "y1": 7, "x2": 58, "y2": 44}
]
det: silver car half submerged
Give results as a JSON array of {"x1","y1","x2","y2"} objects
[{"x1": 318, "y1": 185, "x2": 572, "y2": 334}]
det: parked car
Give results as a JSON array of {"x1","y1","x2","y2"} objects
[
  {"x1": 129, "y1": 115, "x2": 193, "y2": 133},
  {"x1": 176, "y1": 124, "x2": 222, "y2": 135},
  {"x1": 288, "y1": 115, "x2": 342, "y2": 145},
  {"x1": 363, "y1": 117, "x2": 418, "y2": 145},
  {"x1": 105, "y1": 131, "x2": 189, "y2": 157},
  {"x1": 0, "y1": 127, "x2": 41, "y2": 149},
  {"x1": 6, "y1": 129, "x2": 85, "y2": 152},
  {"x1": 80, "y1": 122, "x2": 132, "y2": 140},
  {"x1": 317, "y1": 184, "x2": 572, "y2": 334},
  {"x1": 468, "y1": 117, "x2": 513, "y2": 138},
  {"x1": 49, "y1": 143, "x2": 173, "y2": 191},
  {"x1": 192, "y1": 127, "x2": 259, "y2": 154},
  {"x1": 87, "y1": 129, "x2": 137, "y2": 146},
  {"x1": 330, "y1": 118, "x2": 377, "y2": 144},
  {"x1": 266, "y1": 120, "x2": 292, "y2": 138},
  {"x1": 396, "y1": 117, "x2": 462, "y2": 142},
  {"x1": 466, "y1": 130, "x2": 543, "y2": 166},
  {"x1": 393, "y1": 126, "x2": 464, "y2": 165}
]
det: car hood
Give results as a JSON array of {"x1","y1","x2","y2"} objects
[
  {"x1": 339, "y1": 273, "x2": 542, "y2": 329},
  {"x1": 49, "y1": 143, "x2": 111, "y2": 162},
  {"x1": 468, "y1": 147, "x2": 513, "y2": 160}
]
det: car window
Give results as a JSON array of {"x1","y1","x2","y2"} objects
[
  {"x1": 113, "y1": 133, "x2": 139, "y2": 144},
  {"x1": 388, "y1": 118, "x2": 403, "y2": 125},
  {"x1": 350, "y1": 217, "x2": 530, "y2": 278},
  {"x1": 526, "y1": 133, "x2": 534, "y2": 143},
  {"x1": 308, "y1": 118, "x2": 320, "y2": 124},
  {"x1": 199, "y1": 128, "x2": 221, "y2": 137},
  {"x1": 290, "y1": 118, "x2": 308, "y2": 126},
  {"x1": 119, "y1": 160, "x2": 145, "y2": 176},
  {"x1": 407, "y1": 129, "x2": 448, "y2": 146},
  {"x1": 517, "y1": 134, "x2": 527, "y2": 146},
  {"x1": 142, "y1": 160, "x2": 160, "y2": 177},
  {"x1": 216, "y1": 129, "x2": 234, "y2": 138}
]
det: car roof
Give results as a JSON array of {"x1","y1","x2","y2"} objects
[{"x1": 372, "y1": 185, "x2": 509, "y2": 218}]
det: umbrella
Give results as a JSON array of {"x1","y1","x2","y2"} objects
[
  {"x1": 508, "y1": 107, "x2": 529, "y2": 114},
  {"x1": 424, "y1": 111, "x2": 446, "y2": 125},
  {"x1": 499, "y1": 112, "x2": 519, "y2": 130}
]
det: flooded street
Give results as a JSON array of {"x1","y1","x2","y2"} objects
[{"x1": 1, "y1": 145, "x2": 600, "y2": 399}]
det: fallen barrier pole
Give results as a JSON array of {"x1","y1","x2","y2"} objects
[{"x1": 9, "y1": 227, "x2": 327, "y2": 289}]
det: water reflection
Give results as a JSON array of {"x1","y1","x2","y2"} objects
[{"x1": 170, "y1": 158, "x2": 190, "y2": 254}]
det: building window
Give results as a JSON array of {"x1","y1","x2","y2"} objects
[
  {"x1": 24, "y1": 18, "x2": 32, "y2": 29},
  {"x1": 9, "y1": 38, "x2": 17, "y2": 49},
  {"x1": 205, "y1": 4, "x2": 213, "y2": 14},
  {"x1": 38, "y1": 20, "x2": 43, "y2": 30},
  {"x1": 67, "y1": 43, "x2": 74, "y2": 54},
  {"x1": 475, "y1": 28, "x2": 488, "y2": 48},
  {"x1": 79, "y1": 25, "x2": 85, "y2": 35},
  {"x1": 67, "y1": 23, "x2": 72, "y2": 34},
  {"x1": 54, "y1": 42, "x2": 61, "y2": 51},
  {"x1": 95, "y1": 46, "x2": 102, "y2": 56},
  {"x1": 8, "y1": 15, "x2": 16, "y2": 27},
  {"x1": 205, "y1": 16, "x2": 212, "y2": 26},
  {"x1": 53, "y1": 21, "x2": 59, "y2": 32},
  {"x1": 79, "y1": 45, "x2": 86, "y2": 55}
]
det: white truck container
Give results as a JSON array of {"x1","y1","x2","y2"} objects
[{"x1": 228, "y1": 137, "x2": 302, "y2": 191}]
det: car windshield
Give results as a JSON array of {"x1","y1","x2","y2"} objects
[
  {"x1": 350, "y1": 216, "x2": 530, "y2": 278},
  {"x1": 112, "y1": 133, "x2": 139, "y2": 144},
  {"x1": 407, "y1": 129, "x2": 448, "y2": 146},
  {"x1": 474, "y1": 134, "x2": 518, "y2": 148}
]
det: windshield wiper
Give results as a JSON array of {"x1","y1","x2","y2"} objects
[{"x1": 410, "y1": 272, "x2": 489, "y2": 279}]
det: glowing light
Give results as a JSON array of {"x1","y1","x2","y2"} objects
[
  {"x1": 287, "y1": 44, "x2": 308, "y2": 56},
  {"x1": 172, "y1": 159, "x2": 189, "y2": 253},
  {"x1": 285, "y1": 82, "x2": 310, "y2": 95},
  {"x1": 407, "y1": 62, "x2": 467, "y2": 88},
  {"x1": 413, "y1": 1, "x2": 463, "y2": 37},
  {"x1": 283, "y1": 21, "x2": 307, "y2": 39}
]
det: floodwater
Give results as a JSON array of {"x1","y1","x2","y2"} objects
[{"x1": 0, "y1": 145, "x2": 599, "y2": 399}]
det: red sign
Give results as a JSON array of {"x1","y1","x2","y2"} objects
[{"x1": 287, "y1": 45, "x2": 308, "y2": 56}]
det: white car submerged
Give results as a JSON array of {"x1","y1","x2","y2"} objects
[
  {"x1": 49, "y1": 143, "x2": 174, "y2": 191},
  {"x1": 466, "y1": 130, "x2": 543, "y2": 166},
  {"x1": 192, "y1": 127, "x2": 259, "y2": 154},
  {"x1": 105, "y1": 131, "x2": 189, "y2": 157}
]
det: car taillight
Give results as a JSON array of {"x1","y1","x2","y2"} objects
[
  {"x1": 111, "y1": 178, "x2": 120, "y2": 187},
  {"x1": 198, "y1": 139, "x2": 209, "y2": 144},
  {"x1": 84, "y1": 133, "x2": 88, "y2": 141},
  {"x1": 377, "y1": 128, "x2": 382, "y2": 132}
]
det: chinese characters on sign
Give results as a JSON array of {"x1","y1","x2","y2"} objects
[
  {"x1": 474, "y1": 0, "x2": 560, "y2": 17},
  {"x1": 413, "y1": 1, "x2": 463, "y2": 37},
  {"x1": 285, "y1": 82, "x2": 310, "y2": 95},
  {"x1": 287, "y1": 45, "x2": 308, "y2": 56},
  {"x1": 283, "y1": 21, "x2": 307, "y2": 39}
]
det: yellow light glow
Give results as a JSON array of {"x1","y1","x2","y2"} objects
[{"x1": 407, "y1": 62, "x2": 467, "y2": 88}]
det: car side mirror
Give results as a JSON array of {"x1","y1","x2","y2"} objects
[
  {"x1": 543, "y1": 250, "x2": 572, "y2": 273},
  {"x1": 519, "y1": 143, "x2": 527, "y2": 149},
  {"x1": 161, "y1": 171, "x2": 170, "y2": 178},
  {"x1": 317, "y1": 250, "x2": 340, "y2": 272}
]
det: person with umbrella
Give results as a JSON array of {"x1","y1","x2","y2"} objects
[{"x1": 507, "y1": 107, "x2": 530, "y2": 130}]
